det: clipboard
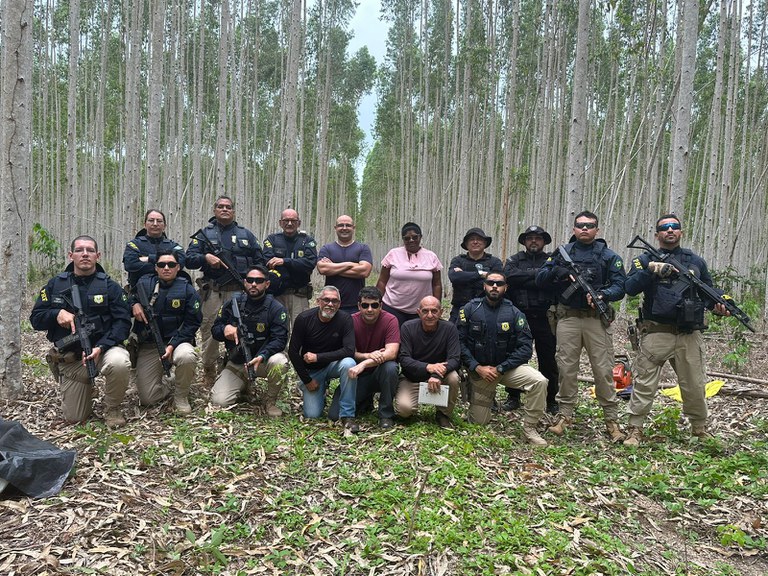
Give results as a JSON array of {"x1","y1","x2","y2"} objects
[{"x1": 418, "y1": 382, "x2": 449, "y2": 407}]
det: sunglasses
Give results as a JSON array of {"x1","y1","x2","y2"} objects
[
  {"x1": 360, "y1": 302, "x2": 381, "y2": 309},
  {"x1": 574, "y1": 222, "x2": 597, "y2": 230},
  {"x1": 244, "y1": 277, "x2": 267, "y2": 284},
  {"x1": 155, "y1": 261, "x2": 178, "y2": 269},
  {"x1": 319, "y1": 297, "x2": 340, "y2": 305},
  {"x1": 656, "y1": 222, "x2": 681, "y2": 232},
  {"x1": 484, "y1": 280, "x2": 506, "y2": 287}
]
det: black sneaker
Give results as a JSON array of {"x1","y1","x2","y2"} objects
[
  {"x1": 501, "y1": 395, "x2": 521, "y2": 411},
  {"x1": 341, "y1": 418, "x2": 360, "y2": 434},
  {"x1": 435, "y1": 412, "x2": 455, "y2": 430},
  {"x1": 379, "y1": 417, "x2": 394, "y2": 430}
]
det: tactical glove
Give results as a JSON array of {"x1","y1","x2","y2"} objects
[{"x1": 648, "y1": 261, "x2": 675, "y2": 278}]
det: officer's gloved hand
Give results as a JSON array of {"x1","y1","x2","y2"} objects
[
  {"x1": 648, "y1": 261, "x2": 675, "y2": 278},
  {"x1": 552, "y1": 266, "x2": 571, "y2": 282}
]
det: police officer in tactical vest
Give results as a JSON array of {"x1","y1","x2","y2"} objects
[
  {"x1": 622, "y1": 214, "x2": 728, "y2": 446},
  {"x1": 131, "y1": 251, "x2": 202, "y2": 415},
  {"x1": 30, "y1": 236, "x2": 132, "y2": 427},
  {"x1": 186, "y1": 196, "x2": 265, "y2": 386},
  {"x1": 263, "y1": 208, "x2": 318, "y2": 327},
  {"x1": 458, "y1": 272, "x2": 549, "y2": 446},
  {"x1": 502, "y1": 225, "x2": 559, "y2": 414},
  {"x1": 122, "y1": 209, "x2": 186, "y2": 292},
  {"x1": 211, "y1": 265, "x2": 290, "y2": 416},
  {"x1": 536, "y1": 211, "x2": 627, "y2": 442}
]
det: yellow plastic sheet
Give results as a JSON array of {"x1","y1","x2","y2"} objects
[{"x1": 660, "y1": 380, "x2": 725, "y2": 402}]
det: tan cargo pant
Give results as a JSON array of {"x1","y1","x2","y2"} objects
[
  {"x1": 468, "y1": 365, "x2": 547, "y2": 426},
  {"x1": 627, "y1": 328, "x2": 707, "y2": 427},
  {"x1": 199, "y1": 286, "x2": 241, "y2": 370},
  {"x1": 555, "y1": 308, "x2": 619, "y2": 420},
  {"x1": 135, "y1": 343, "x2": 198, "y2": 406},
  {"x1": 395, "y1": 371, "x2": 460, "y2": 419},
  {"x1": 210, "y1": 352, "x2": 290, "y2": 407},
  {"x1": 57, "y1": 346, "x2": 131, "y2": 423},
  {"x1": 277, "y1": 292, "x2": 309, "y2": 333}
]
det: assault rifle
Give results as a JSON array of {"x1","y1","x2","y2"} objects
[
  {"x1": 231, "y1": 296, "x2": 257, "y2": 383},
  {"x1": 557, "y1": 245, "x2": 613, "y2": 327},
  {"x1": 190, "y1": 229, "x2": 243, "y2": 286},
  {"x1": 136, "y1": 281, "x2": 173, "y2": 376},
  {"x1": 627, "y1": 236, "x2": 756, "y2": 332},
  {"x1": 62, "y1": 286, "x2": 99, "y2": 385}
]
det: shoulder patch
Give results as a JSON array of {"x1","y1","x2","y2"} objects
[
  {"x1": 517, "y1": 318, "x2": 525, "y2": 327},
  {"x1": 264, "y1": 240, "x2": 273, "y2": 248},
  {"x1": 280, "y1": 312, "x2": 287, "y2": 323},
  {"x1": 39, "y1": 288, "x2": 48, "y2": 302},
  {"x1": 194, "y1": 301, "x2": 200, "y2": 310},
  {"x1": 632, "y1": 258, "x2": 643, "y2": 270},
  {"x1": 128, "y1": 241, "x2": 138, "y2": 250},
  {"x1": 307, "y1": 240, "x2": 316, "y2": 248},
  {"x1": 615, "y1": 259, "x2": 623, "y2": 268}
]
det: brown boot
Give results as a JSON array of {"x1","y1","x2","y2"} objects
[
  {"x1": 522, "y1": 424, "x2": 548, "y2": 447},
  {"x1": 174, "y1": 382, "x2": 192, "y2": 415},
  {"x1": 104, "y1": 408, "x2": 126, "y2": 428},
  {"x1": 691, "y1": 424, "x2": 713, "y2": 439},
  {"x1": 623, "y1": 426, "x2": 642, "y2": 447},
  {"x1": 265, "y1": 382, "x2": 283, "y2": 417},
  {"x1": 548, "y1": 414, "x2": 572, "y2": 436},
  {"x1": 606, "y1": 420, "x2": 626, "y2": 443},
  {"x1": 202, "y1": 366, "x2": 217, "y2": 388}
]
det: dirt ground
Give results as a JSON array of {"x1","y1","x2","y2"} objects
[{"x1": 2, "y1": 307, "x2": 767, "y2": 575}]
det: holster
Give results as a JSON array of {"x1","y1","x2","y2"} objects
[
  {"x1": 546, "y1": 305, "x2": 558, "y2": 334},
  {"x1": 196, "y1": 277, "x2": 212, "y2": 303},
  {"x1": 126, "y1": 333, "x2": 139, "y2": 368}
]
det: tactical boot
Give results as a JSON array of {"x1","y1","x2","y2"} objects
[
  {"x1": 104, "y1": 408, "x2": 126, "y2": 428},
  {"x1": 623, "y1": 426, "x2": 642, "y2": 447},
  {"x1": 174, "y1": 383, "x2": 192, "y2": 415},
  {"x1": 691, "y1": 424, "x2": 713, "y2": 439},
  {"x1": 341, "y1": 417, "x2": 360, "y2": 434},
  {"x1": 522, "y1": 424, "x2": 548, "y2": 447},
  {"x1": 265, "y1": 383, "x2": 283, "y2": 417},
  {"x1": 202, "y1": 366, "x2": 217, "y2": 388},
  {"x1": 606, "y1": 420, "x2": 626, "y2": 443},
  {"x1": 548, "y1": 414, "x2": 572, "y2": 436}
]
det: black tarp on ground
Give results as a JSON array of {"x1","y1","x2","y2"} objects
[{"x1": 0, "y1": 419, "x2": 76, "y2": 499}]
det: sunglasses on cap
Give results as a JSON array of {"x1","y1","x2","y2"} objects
[
  {"x1": 155, "y1": 261, "x2": 178, "y2": 269},
  {"x1": 656, "y1": 222, "x2": 681, "y2": 232}
]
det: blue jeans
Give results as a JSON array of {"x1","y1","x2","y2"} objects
[
  {"x1": 329, "y1": 360, "x2": 399, "y2": 420},
  {"x1": 300, "y1": 358, "x2": 357, "y2": 419}
]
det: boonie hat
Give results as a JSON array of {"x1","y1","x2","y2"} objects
[
  {"x1": 461, "y1": 228, "x2": 492, "y2": 250},
  {"x1": 518, "y1": 225, "x2": 552, "y2": 245}
]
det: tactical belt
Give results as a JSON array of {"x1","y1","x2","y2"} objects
[
  {"x1": 208, "y1": 279, "x2": 242, "y2": 292},
  {"x1": 639, "y1": 321, "x2": 682, "y2": 335},
  {"x1": 557, "y1": 304, "x2": 600, "y2": 319}
]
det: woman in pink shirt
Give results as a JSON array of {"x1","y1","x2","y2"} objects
[{"x1": 375, "y1": 222, "x2": 443, "y2": 326}]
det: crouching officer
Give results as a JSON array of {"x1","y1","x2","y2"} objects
[
  {"x1": 30, "y1": 235, "x2": 132, "y2": 427},
  {"x1": 211, "y1": 265, "x2": 290, "y2": 416},
  {"x1": 131, "y1": 251, "x2": 202, "y2": 415},
  {"x1": 458, "y1": 272, "x2": 549, "y2": 446}
]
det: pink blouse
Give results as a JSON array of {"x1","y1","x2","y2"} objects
[{"x1": 381, "y1": 246, "x2": 443, "y2": 314}]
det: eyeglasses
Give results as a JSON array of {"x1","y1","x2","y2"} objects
[
  {"x1": 420, "y1": 308, "x2": 441, "y2": 316},
  {"x1": 215, "y1": 204, "x2": 233, "y2": 210},
  {"x1": 156, "y1": 261, "x2": 178, "y2": 269},
  {"x1": 336, "y1": 223, "x2": 354, "y2": 228},
  {"x1": 281, "y1": 219, "x2": 299, "y2": 224},
  {"x1": 145, "y1": 219, "x2": 165, "y2": 224},
  {"x1": 574, "y1": 222, "x2": 597, "y2": 230},
  {"x1": 319, "y1": 297, "x2": 340, "y2": 305},
  {"x1": 360, "y1": 302, "x2": 380, "y2": 309},
  {"x1": 244, "y1": 277, "x2": 267, "y2": 284},
  {"x1": 402, "y1": 235, "x2": 420, "y2": 242},
  {"x1": 656, "y1": 222, "x2": 681, "y2": 232},
  {"x1": 484, "y1": 280, "x2": 506, "y2": 287}
]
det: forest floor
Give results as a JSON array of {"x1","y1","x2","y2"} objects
[{"x1": 2, "y1": 305, "x2": 768, "y2": 575}]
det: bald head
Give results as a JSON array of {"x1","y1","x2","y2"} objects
[{"x1": 417, "y1": 296, "x2": 442, "y2": 331}]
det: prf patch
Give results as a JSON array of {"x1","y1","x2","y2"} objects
[
  {"x1": 264, "y1": 240, "x2": 273, "y2": 248},
  {"x1": 633, "y1": 258, "x2": 643, "y2": 270},
  {"x1": 128, "y1": 241, "x2": 138, "y2": 250},
  {"x1": 39, "y1": 288, "x2": 49, "y2": 302},
  {"x1": 257, "y1": 323, "x2": 266, "y2": 332},
  {"x1": 172, "y1": 299, "x2": 181, "y2": 308},
  {"x1": 501, "y1": 322, "x2": 510, "y2": 331},
  {"x1": 459, "y1": 309, "x2": 466, "y2": 323}
]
